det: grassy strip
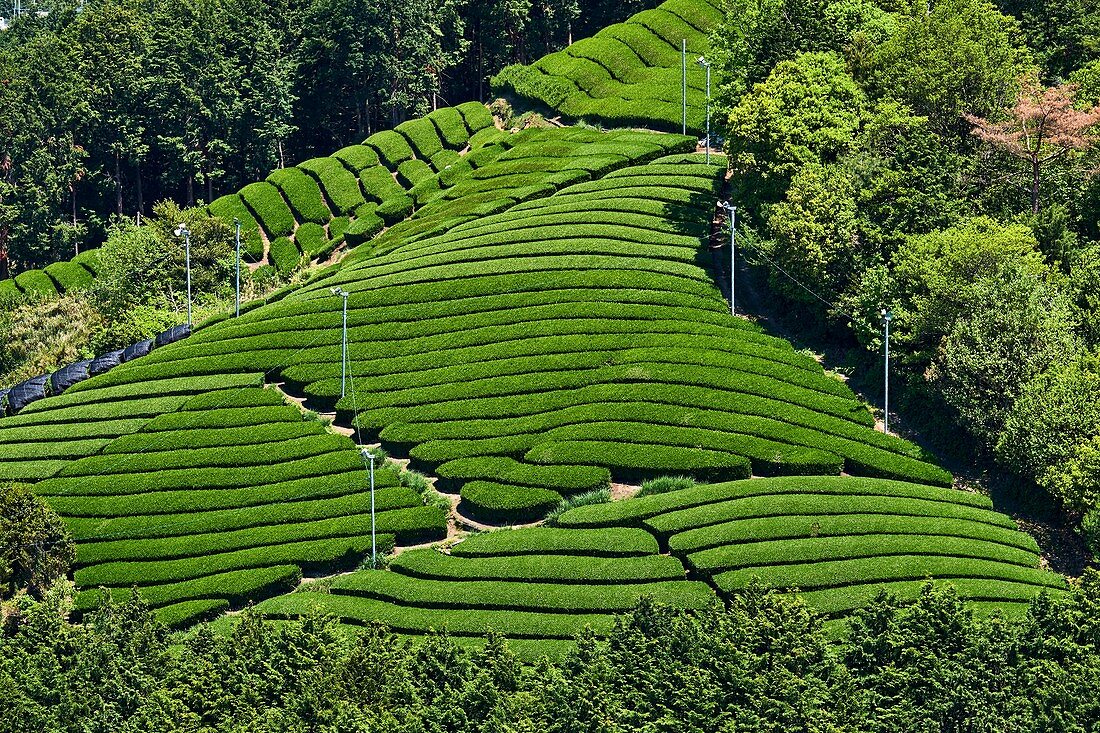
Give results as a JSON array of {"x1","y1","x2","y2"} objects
[
  {"x1": 458, "y1": 482, "x2": 562, "y2": 523},
  {"x1": 255, "y1": 592, "x2": 615, "y2": 639},
  {"x1": 103, "y1": 421, "x2": 326, "y2": 454},
  {"x1": 525, "y1": 440, "x2": 754, "y2": 483},
  {"x1": 330, "y1": 571, "x2": 715, "y2": 613},
  {"x1": 0, "y1": 438, "x2": 112, "y2": 460},
  {"x1": 76, "y1": 507, "x2": 443, "y2": 564},
  {"x1": 795, "y1": 578, "x2": 1068, "y2": 616},
  {"x1": 0, "y1": 395, "x2": 192, "y2": 428},
  {"x1": 389, "y1": 548, "x2": 685, "y2": 584},
  {"x1": 668, "y1": 513, "x2": 1041, "y2": 554},
  {"x1": 0, "y1": 460, "x2": 68, "y2": 481},
  {"x1": 686, "y1": 534, "x2": 1040, "y2": 576},
  {"x1": 35, "y1": 450, "x2": 365, "y2": 496},
  {"x1": 31, "y1": 372, "x2": 262, "y2": 406},
  {"x1": 645, "y1": 493, "x2": 1017, "y2": 538},
  {"x1": 713, "y1": 555, "x2": 1067, "y2": 595},
  {"x1": 435, "y1": 456, "x2": 610, "y2": 492},
  {"x1": 76, "y1": 565, "x2": 302, "y2": 612},
  {"x1": 60, "y1": 434, "x2": 353, "y2": 477},
  {"x1": 75, "y1": 533, "x2": 399, "y2": 587},
  {"x1": 156, "y1": 599, "x2": 230, "y2": 628},
  {"x1": 557, "y1": 476, "x2": 992, "y2": 528},
  {"x1": 141, "y1": 406, "x2": 305, "y2": 431},
  {"x1": 55, "y1": 474, "x2": 404, "y2": 521},
  {"x1": 0, "y1": 418, "x2": 151, "y2": 445},
  {"x1": 451, "y1": 526, "x2": 658, "y2": 557}
]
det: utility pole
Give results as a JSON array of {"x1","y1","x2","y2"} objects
[
  {"x1": 719, "y1": 201, "x2": 737, "y2": 315},
  {"x1": 174, "y1": 224, "x2": 192, "y2": 327},
  {"x1": 882, "y1": 309, "x2": 892, "y2": 433},
  {"x1": 697, "y1": 56, "x2": 711, "y2": 164},
  {"x1": 331, "y1": 287, "x2": 350, "y2": 399},
  {"x1": 362, "y1": 448, "x2": 377, "y2": 568},
  {"x1": 234, "y1": 218, "x2": 241, "y2": 318}
]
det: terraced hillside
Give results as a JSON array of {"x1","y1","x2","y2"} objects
[
  {"x1": 256, "y1": 475, "x2": 1065, "y2": 658},
  {"x1": 0, "y1": 119, "x2": 1060, "y2": 641},
  {"x1": 207, "y1": 101, "x2": 498, "y2": 275},
  {"x1": 493, "y1": 0, "x2": 721, "y2": 131},
  {"x1": 0, "y1": 372, "x2": 446, "y2": 626}
]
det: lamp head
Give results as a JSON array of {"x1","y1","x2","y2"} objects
[
  {"x1": 174, "y1": 224, "x2": 188, "y2": 237},
  {"x1": 331, "y1": 286, "x2": 349, "y2": 298},
  {"x1": 697, "y1": 56, "x2": 708, "y2": 67},
  {"x1": 881, "y1": 308, "x2": 892, "y2": 321}
]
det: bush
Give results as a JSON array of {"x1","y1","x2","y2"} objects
[
  {"x1": 294, "y1": 222, "x2": 328, "y2": 256},
  {"x1": 451, "y1": 526, "x2": 659, "y2": 557},
  {"x1": 14, "y1": 269, "x2": 58, "y2": 296},
  {"x1": 459, "y1": 482, "x2": 562, "y2": 523},
  {"x1": 76, "y1": 564, "x2": 301, "y2": 612},
  {"x1": 345, "y1": 213, "x2": 385, "y2": 247},
  {"x1": 397, "y1": 159, "x2": 434, "y2": 188},
  {"x1": 366, "y1": 130, "x2": 416, "y2": 169},
  {"x1": 267, "y1": 167, "x2": 332, "y2": 224},
  {"x1": 298, "y1": 157, "x2": 365, "y2": 215},
  {"x1": 395, "y1": 118, "x2": 445, "y2": 161},
  {"x1": 208, "y1": 194, "x2": 265, "y2": 262},
  {"x1": 428, "y1": 106, "x2": 470, "y2": 149},
  {"x1": 44, "y1": 261, "x2": 94, "y2": 292},
  {"x1": 269, "y1": 236, "x2": 302, "y2": 275},
  {"x1": 638, "y1": 475, "x2": 696, "y2": 497},
  {"x1": 389, "y1": 547, "x2": 686, "y2": 584},
  {"x1": 358, "y1": 165, "x2": 407, "y2": 203},
  {"x1": 333, "y1": 145, "x2": 380, "y2": 172},
  {"x1": 375, "y1": 195, "x2": 415, "y2": 225},
  {"x1": 240, "y1": 182, "x2": 296, "y2": 239},
  {"x1": 544, "y1": 487, "x2": 611, "y2": 526},
  {"x1": 1, "y1": 482, "x2": 74, "y2": 598}
]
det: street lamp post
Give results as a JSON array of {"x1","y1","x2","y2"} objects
[
  {"x1": 234, "y1": 218, "x2": 241, "y2": 318},
  {"x1": 718, "y1": 201, "x2": 736, "y2": 315},
  {"x1": 362, "y1": 448, "x2": 377, "y2": 567},
  {"x1": 331, "y1": 287, "x2": 350, "y2": 399},
  {"x1": 882, "y1": 309, "x2": 892, "y2": 433},
  {"x1": 174, "y1": 224, "x2": 192, "y2": 327},
  {"x1": 681, "y1": 39, "x2": 687, "y2": 135},
  {"x1": 697, "y1": 56, "x2": 711, "y2": 164}
]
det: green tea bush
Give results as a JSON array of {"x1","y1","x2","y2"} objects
[
  {"x1": 365, "y1": 130, "x2": 416, "y2": 169},
  {"x1": 298, "y1": 157, "x2": 365, "y2": 215},
  {"x1": 389, "y1": 548, "x2": 686, "y2": 584},
  {"x1": 451, "y1": 526, "x2": 659, "y2": 557},
  {"x1": 267, "y1": 168, "x2": 331, "y2": 224},
  {"x1": 44, "y1": 261, "x2": 93, "y2": 291},
  {"x1": 240, "y1": 182, "x2": 295, "y2": 239},
  {"x1": 459, "y1": 481, "x2": 562, "y2": 522},
  {"x1": 294, "y1": 222, "x2": 328, "y2": 256},
  {"x1": 333, "y1": 145, "x2": 380, "y2": 172},
  {"x1": 14, "y1": 269, "x2": 57, "y2": 296},
  {"x1": 396, "y1": 118, "x2": 445, "y2": 160},
  {"x1": 428, "y1": 107, "x2": 469, "y2": 149},
  {"x1": 544, "y1": 487, "x2": 612, "y2": 526},
  {"x1": 269, "y1": 236, "x2": 301, "y2": 275},
  {"x1": 358, "y1": 166, "x2": 407, "y2": 203}
]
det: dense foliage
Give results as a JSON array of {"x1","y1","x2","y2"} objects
[
  {"x1": 4, "y1": 580, "x2": 1100, "y2": 731},
  {"x1": 708, "y1": 0, "x2": 1100, "y2": 536},
  {"x1": 0, "y1": 483, "x2": 73, "y2": 599}
]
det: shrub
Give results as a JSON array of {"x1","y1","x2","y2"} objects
[
  {"x1": 452, "y1": 526, "x2": 659, "y2": 557},
  {"x1": 358, "y1": 166, "x2": 407, "y2": 203},
  {"x1": 44, "y1": 261, "x2": 94, "y2": 291},
  {"x1": 397, "y1": 159, "x2": 434, "y2": 188},
  {"x1": 638, "y1": 475, "x2": 696, "y2": 497},
  {"x1": 389, "y1": 548, "x2": 686, "y2": 584},
  {"x1": 76, "y1": 565, "x2": 301, "y2": 612},
  {"x1": 428, "y1": 106, "x2": 470, "y2": 148},
  {"x1": 1, "y1": 482, "x2": 74, "y2": 598},
  {"x1": 14, "y1": 269, "x2": 58, "y2": 296},
  {"x1": 366, "y1": 130, "x2": 416, "y2": 169},
  {"x1": 345, "y1": 213, "x2": 385, "y2": 247},
  {"x1": 435, "y1": 456, "x2": 610, "y2": 493},
  {"x1": 544, "y1": 487, "x2": 612, "y2": 526},
  {"x1": 267, "y1": 168, "x2": 332, "y2": 224},
  {"x1": 376, "y1": 195, "x2": 415, "y2": 225},
  {"x1": 156, "y1": 598, "x2": 230, "y2": 627},
  {"x1": 269, "y1": 236, "x2": 301, "y2": 275},
  {"x1": 396, "y1": 118, "x2": 445, "y2": 160},
  {"x1": 329, "y1": 571, "x2": 714, "y2": 613},
  {"x1": 333, "y1": 145, "x2": 380, "y2": 172},
  {"x1": 298, "y1": 157, "x2": 366, "y2": 215},
  {"x1": 208, "y1": 194, "x2": 265, "y2": 262},
  {"x1": 460, "y1": 482, "x2": 562, "y2": 523},
  {"x1": 456, "y1": 101, "x2": 496, "y2": 133},
  {"x1": 239, "y1": 182, "x2": 296, "y2": 239}
]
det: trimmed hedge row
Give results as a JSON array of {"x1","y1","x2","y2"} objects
[
  {"x1": 396, "y1": 118, "x2": 445, "y2": 161},
  {"x1": 329, "y1": 571, "x2": 715, "y2": 613},
  {"x1": 685, "y1": 534, "x2": 1041, "y2": 577},
  {"x1": 0, "y1": 418, "x2": 151, "y2": 445},
  {"x1": 240, "y1": 182, "x2": 296, "y2": 239},
  {"x1": 644, "y1": 493, "x2": 1018, "y2": 538},
  {"x1": 298, "y1": 157, "x2": 365, "y2": 215},
  {"x1": 434, "y1": 456, "x2": 610, "y2": 492},
  {"x1": 267, "y1": 167, "x2": 333, "y2": 224},
  {"x1": 459, "y1": 482, "x2": 563, "y2": 523},
  {"x1": 524, "y1": 440, "x2": 753, "y2": 483},
  {"x1": 712, "y1": 555, "x2": 1067, "y2": 595},
  {"x1": 0, "y1": 395, "x2": 193, "y2": 428},
  {"x1": 389, "y1": 548, "x2": 686, "y2": 584},
  {"x1": 256, "y1": 592, "x2": 615, "y2": 639},
  {"x1": 668, "y1": 512, "x2": 1041, "y2": 555},
  {"x1": 208, "y1": 194, "x2": 265, "y2": 261},
  {"x1": 75, "y1": 507, "x2": 442, "y2": 565},
  {"x1": 796, "y1": 578, "x2": 1069, "y2": 617},
  {"x1": 75, "y1": 564, "x2": 302, "y2": 612},
  {"x1": 557, "y1": 476, "x2": 993, "y2": 528},
  {"x1": 44, "y1": 261, "x2": 94, "y2": 291},
  {"x1": 451, "y1": 526, "x2": 659, "y2": 557},
  {"x1": 102, "y1": 421, "x2": 326, "y2": 454},
  {"x1": 157, "y1": 598, "x2": 231, "y2": 628},
  {"x1": 75, "y1": 534, "x2": 391, "y2": 586},
  {"x1": 53, "y1": 473, "x2": 402, "y2": 519},
  {"x1": 366, "y1": 130, "x2": 416, "y2": 169}
]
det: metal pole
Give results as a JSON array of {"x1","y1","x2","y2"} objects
[
  {"x1": 368, "y1": 451, "x2": 376, "y2": 567},
  {"x1": 341, "y1": 294, "x2": 348, "y2": 399},
  {"x1": 730, "y1": 205, "x2": 736, "y2": 316},
  {"x1": 184, "y1": 231, "x2": 192, "y2": 328},
  {"x1": 234, "y1": 218, "x2": 241, "y2": 318},
  {"x1": 682, "y1": 40, "x2": 687, "y2": 135},
  {"x1": 882, "y1": 309, "x2": 892, "y2": 433}
]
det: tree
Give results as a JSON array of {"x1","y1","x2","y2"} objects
[
  {"x1": 0, "y1": 483, "x2": 74, "y2": 600},
  {"x1": 997, "y1": 354, "x2": 1100, "y2": 510},
  {"x1": 966, "y1": 79, "x2": 1100, "y2": 215},
  {"x1": 867, "y1": 0, "x2": 1028, "y2": 138},
  {"x1": 726, "y1": 51, "x2": 867, "y2": 204},
  {"x1": 997, "y1": 0, "x2": 1100, "y2": 80}
]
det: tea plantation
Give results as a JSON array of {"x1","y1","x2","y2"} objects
[
  {"x1": 493, "y1": 0, "x2": 721, "y2": 131},
  {"x1": 0, "y1": 104, "x2": 1067, "y2": 642}
]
